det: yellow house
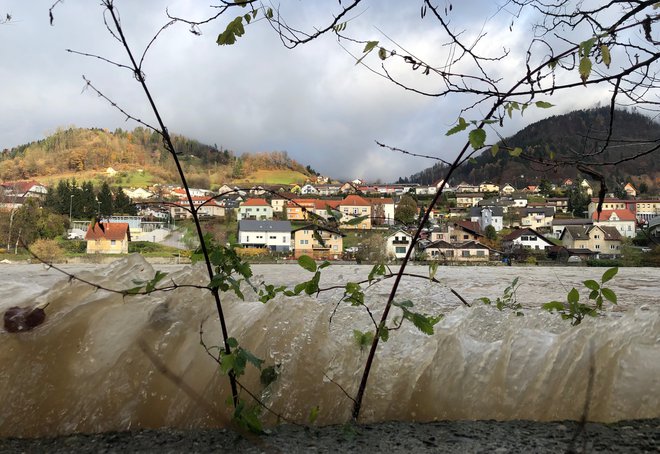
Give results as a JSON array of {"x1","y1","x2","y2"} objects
[
  {"x1": 292, "y1": 224, "x2": 344, "y2": 259},
  {"x1": 339, "y1": 194, "x2": 372, "y2": 229},
  {"x1": 85, "y1": 222, "x2": 131, "y2": 254},
  {"x1": 560, "y1": 225, "x2": 622, "y2": 256}
]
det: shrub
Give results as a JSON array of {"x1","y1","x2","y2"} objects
[{"x1": 31, "y1": 239, "x2": 65, "y2": 263}]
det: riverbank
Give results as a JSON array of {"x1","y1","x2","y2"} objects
[{"x1": 1, "y1": 419, "x2": 658, "y2": 453}]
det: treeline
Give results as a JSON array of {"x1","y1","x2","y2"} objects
[
  {"x1": 43, "y1": 178, "x2": 136, "y2": 219},
  {"x1": 402, "y1": 107, "x2": 660, "y2": 187}
]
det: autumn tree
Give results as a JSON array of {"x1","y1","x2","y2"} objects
[{"x1": 394, "y1": 194, "x2": 418, "y2": 225}]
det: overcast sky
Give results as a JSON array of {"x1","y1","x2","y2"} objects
[{"x1": 0, "y1": 1, "x2": 618, "y2": 182}]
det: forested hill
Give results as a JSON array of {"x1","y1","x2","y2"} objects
[
  {"x1": 0, "y1": 127, "x2": 313, "y2": 185},
  {"x1": 401, "y1": 107, "x2": 660, "y2": 186}
]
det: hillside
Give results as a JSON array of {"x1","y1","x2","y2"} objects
[
  {"x1": 0, "y1": 127, "x2": 314, "y2": 187},
  {"x1": 402, "y1": 108, "x2": 660, "y2": 188}
]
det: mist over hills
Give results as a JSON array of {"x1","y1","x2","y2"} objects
[{"x1": 401, "y1": 107, "x2": 660, "y2": 187}]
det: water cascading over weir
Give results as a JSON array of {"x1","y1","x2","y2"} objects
[{"x1": 0, "y1": 255, "x2": 658, "y2": 437}]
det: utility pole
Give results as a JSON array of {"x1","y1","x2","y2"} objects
[{"x1": 69, "y1": 194, "x2": 74, "y2": 225}]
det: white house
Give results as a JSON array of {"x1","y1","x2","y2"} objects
[
  {"x1": 502, "y1": 228, "x2": 554, "y2": 252},
  {"x1": 238, "y1": 220, "x2": 291, "y2": 252},
  {"x1": 300, "y1": 184, "x2": 319, "y2": 195},
  {"x1": 500, "y1": 183, "x2": 516, "y2": 196},
  {"x1": 123, "y1": 187, "x2": 154, "y2": 200},
  {"x1": 470, "y1": 206, "x2": 504, "y2": 232},
  {"x1": 592, "y1": 209, "x2": 637, "y2": 238},
  {"x1": 385, "y1": 229, "x2": 414, "y2": 260},
  {"x1": 239, "y1": 198, "x2": 274, "y2": 221}
]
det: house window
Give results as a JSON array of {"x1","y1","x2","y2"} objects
[
  {"x1": 610, "y1": 245, "x2": 616, "y2": 250},
  {"x1": 283, "y1": 237, "x2": 286, "y2": 242},
  {"x1": 446, "y1": 250, "x2": 454, "y2": 257},
  {"x1": 462, "y1": 250, "x2": 470, "y2": 257},
  {"x1": 362, "y1": 208, "x2": 367, "y2": 213},
  {"x1": 111, "y1": 240, "x2": 116, "y2": 246},
  {"x1": 594, "y1": 234, "x2": 600, "y2": 239},
  {"x1": 269, "y1": 235, "x2": 276, "y2": 239},
  {"x1": 476, "y1": 250, "x2": 485, "y2": 256},
  {"x1": 595, "y1": 244, "x2": 600, "y2": 249},
  {"x1": 463, "y1": 235, "x2": 469, "y2": 240},
  {"x1": 395, "y1": 247, "x2": 406, "y2": 254}
]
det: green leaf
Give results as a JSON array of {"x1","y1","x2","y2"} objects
[
  {"x1": 393, "y1": 300, "x2": 414, "y2": 308},
  {"x1": 293, "y1": 282, "x2": 307, "y2": 295},
  {"x1": 239, "y1": 347, "x2": 264, "y2": 370},
  {"x1": 468, "y1": 158, "x2": 478, "y2": 164},
  {"x1": 378, "y1": 326, "x2": 389, "y2": 342},
  {"x1": 446, "y1": 117, "x2": 469, "y2": 136},
  {"x1": 409, "y1": 312, "x2": 437, "y2": 335},
  {"x1": 304, "y1": 271, "x2": 321, "y2": 295},
  {"x1": 363, "y1": 40, "x2": 379, "y2": 53},
  {"x1": 429, "y1": 262, "x2": 439, "y2": 280},
  {"x1": 297, "y1": 255, "x2": 317, "y2": 272},
  {"x1": 353, "y1": 329, "x2": 374, "y2": 351},
  {"x1": 588, "y1": 290, "x2": 599, "y2": 300},
  {"x1": 217, "y1": 16, "x2": 245, "y2": 46},
  {"x1": 346, "y1": 215, "x2": 368, "y2": 226},
  {"x1": 355, "y1": 40, "x2": 379, "y2": 66},
  {"x1": 579, "y1": 37, "x2": 596, "y2": 58},
  {"x1": 378, "y1": 47, "x2": 387, "y2": 60},
  {"x1": 583, "y1": 280, "x2": 600, "y2": 291},
  {"x1": 319, "y1": 260, "x2": 331, "y2": 269},
  {"x1": 227, "y1": 337, "x2": 239, "y2": 348},
  {"x1": 567, "y1": 288, "x2": 580, "y2": 304},
  {"x1": 468, "y1": 128, "x2": 487, "y2": 150},
  {"x1": 535, "y1": 101, "x2": 554, "y2": 109},
  {"x1": 579, "y1": 57, "x2": 592, "y2": 83},
  {"x1": 265, "y1": 7, "x2": 274, "y2": 19},
  {"x1": 601, "y1": 267, "x2": 618, "y2": 283},
  {"x1": 491, "y1": 143, "x2": 499, "y2": 157},
  {"x1": 309, "y1": 406, "x2": 320, "y2": 424},
  {"x1": 601, "y1": 288, "x2": 617, "y2": 304},
  {"x1": 542, "y1": 301, "x2": 565, "y2": 312},
  {"x1": 600, "y1": 45, "x2": 611, "y2": 68},
  {"x1": 368, "y1": 263, "x2": 386, "y2": 282},
  {"x1": 509, "y1": 147, "x2": 523, "y2": 157}
]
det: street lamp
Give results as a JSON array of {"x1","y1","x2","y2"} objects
[{"x1": 69, "y1": 194, "x2": 74, "y2": 224}]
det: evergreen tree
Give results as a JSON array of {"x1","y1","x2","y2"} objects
[
  {"x1": 114, "y1": 186, "x2": 137, "y2": 215},
  {"x1": 79, "y1": 181, "x2": 97, "y2": 218},
  {"x1": 97, "y1": 182, "x2": 114, "y2": 217}
]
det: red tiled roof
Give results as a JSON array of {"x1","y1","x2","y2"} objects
[
  {"x1": 341, "y1": 195, "x2": 371, "y2": 206},
  {"x1": 241, "y1": 198, "x2": 270, "y2": 207},
  {"x1": 85, "y1": 222, "x2": 130, "y2": 241},
  {"x1": 592, "y1": 209, "x2": 636, "y2": 222}
]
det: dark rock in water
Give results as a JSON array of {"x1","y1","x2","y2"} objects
[{"x1": 4, "y1": 306, "x2": 46, "y2": 332}]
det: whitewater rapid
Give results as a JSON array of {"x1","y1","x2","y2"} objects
[{"x1": 0, "y1": 255, "x2": 658, "y2": 437}]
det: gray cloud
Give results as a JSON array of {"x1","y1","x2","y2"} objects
[{"x1": 0, "y1": 1, "x2": 619, "y2": 183}]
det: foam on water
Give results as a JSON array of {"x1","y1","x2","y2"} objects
[{"x1": 0, "y1": 255, "x2": 658, "y2": 437}]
